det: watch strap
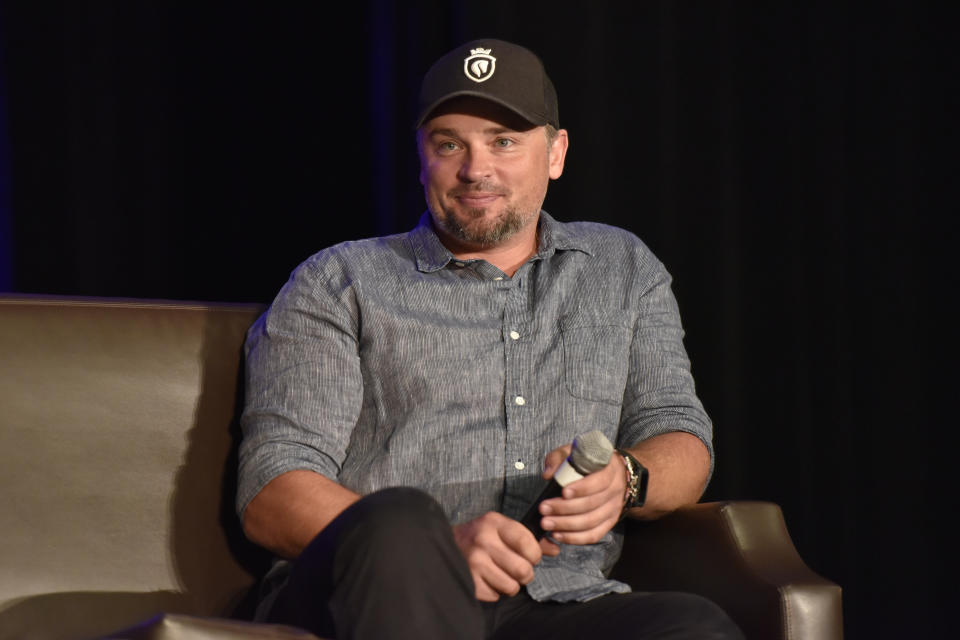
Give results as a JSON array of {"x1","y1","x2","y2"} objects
[{"x1": 616, "y1": 448, "x2": 649, "y2": 517}]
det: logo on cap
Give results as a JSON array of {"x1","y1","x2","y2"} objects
[{"x1": 464, "y1": 47, "x2": 496, "y2": 83}]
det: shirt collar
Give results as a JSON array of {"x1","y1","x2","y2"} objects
[
  {"x1": 409, "y1": 211, "x2": 594, "y2": 273},
  {"x1": 536, "y1": 210, "x2": 595, "y2": 258}
]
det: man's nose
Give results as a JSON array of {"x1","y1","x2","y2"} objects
[{"x1": 457, "y1": 148, "x2": 493, "y2": 182}]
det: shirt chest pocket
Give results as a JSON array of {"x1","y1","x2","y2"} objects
[{"x1": 560, "y1": 318, "x2": 633, "y2": 405}]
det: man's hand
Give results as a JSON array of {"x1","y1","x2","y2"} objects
[
  {"x1": 452, "y1": 511, "x2": 558, "y2": 602},
  {"x1": 536, "y1": 443, "x2": 627, "y2": 545}
]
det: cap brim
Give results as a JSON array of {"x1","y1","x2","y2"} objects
[{"x1": 414, "y1": 90, "x2": 549, "y2": 130}]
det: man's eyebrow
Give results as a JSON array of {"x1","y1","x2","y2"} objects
[
  {"x1": 483, "y1": 126, "x2": 519, "y2": 135},
  {"x1": 426, "y1": 128, "x2": 459, "y2": 139},
  {"x1": 426, "y1": 126, "x2": 525, "y2": 138}
]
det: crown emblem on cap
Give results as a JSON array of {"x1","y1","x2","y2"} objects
[{"x1": 464, "y1": 47, "x2": 496, "y2": 83}]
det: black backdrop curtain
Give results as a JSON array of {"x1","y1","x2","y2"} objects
[{"x1": 1, "y1": 2, "x2": 953, "y2": 636}]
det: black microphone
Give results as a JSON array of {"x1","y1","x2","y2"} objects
[{"x1": 519, "y1": 430, "x2": 614, "y2": 539}]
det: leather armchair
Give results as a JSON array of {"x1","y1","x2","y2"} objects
[
  {"x1": 0, "y1": 295, "x2": 841, "y2": 639},
  {"x1": 613, "y1": 502, "x2": 843, "y2": 639}
]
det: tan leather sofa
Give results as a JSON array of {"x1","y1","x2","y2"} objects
[{"x1": 0, "y1": 295, "x2": 842, "y2": 640}]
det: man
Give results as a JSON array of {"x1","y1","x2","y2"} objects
[{"x1": 238, "y1": 39, "x2": 743, "y2": 639}]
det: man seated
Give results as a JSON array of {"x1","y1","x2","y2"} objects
[{"x1": 237, "y1": 38, "x2": 744, "y2": 640}]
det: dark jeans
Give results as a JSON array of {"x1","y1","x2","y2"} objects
[{"x1": 264, "y1": 487, "x2": 744, "y2": 640}]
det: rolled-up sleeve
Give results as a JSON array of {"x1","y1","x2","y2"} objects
[
  {"x1": 615, "y1": 256, "x2": 715, "y2": 479},
  {"x1": 236, "y1": 258, "x2": 363, "y2": 519}
]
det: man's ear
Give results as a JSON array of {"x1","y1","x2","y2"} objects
[{"x1": 548, "y1": 129, "x2": 569, "y2": 180}]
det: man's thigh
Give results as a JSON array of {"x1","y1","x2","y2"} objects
[
  {"x1": 485, "y1": 591, "x2": 744, "y2": 640},
  {"x1": 265, "y1": 487, "x2": 482, "y2": 639}
]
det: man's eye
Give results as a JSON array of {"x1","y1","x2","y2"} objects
[
  {"x1": 494, "y1": 138, "x2": 514, "y2": 148},
  {"x1": 438, "y1": 141, "x2": 459, "y2": 152}
]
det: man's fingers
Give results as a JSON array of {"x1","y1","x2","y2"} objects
[
  {"x1": 542, "y1": 489, "x2": 612, "y2": 516},
  {"x1": 541, "y1": 492, "x2": 622, "y2": 544},
  {"x1": 473, "y1": 556, "x2": 525, "y2": 596},
  {"x1": 453, "y1": 512, "x2": 542, "y2": 600},
  {"x1": 542, "y1": 444, "x2": 571, "y2": 479},
  {"x1": 472, "y1": 567, "x2": 517, "y2": 601},
  {"x1": 540, "y1": 537, "x2": 561, "y2": 557},
  {"x1": 541, "y1": 504, "x2": 619, "y2": 535},
  {"x1": 541, "y1": 473, "x2": 623, "y2": 521},
  {"x1": 539, "y1": 449, "x2": 625, "y2": 514},
  {"x1": 486, "y1": 543, "x2": 536, "y2": 586},
  {"x1": 560, "y1": 454, "x2": 623, "y2": 498},
  {"x1": 541, "y1": 488, "x2": 621, "y2": 532},
  {"x1": 461, "y1": 537, "x2": 525, "y2": 598},
  {"x1": 536, "y1": 453, "x2": 626, "y2": 544},
  {"x1": 473, "y1": 577, "x2": 501, "y2": 602},
  {"x1": 550, "y1": 519, "x2": 619, "y2": 545},
  {"x1": 499, "y1": 519, "x2": 543, "y2": 566}
]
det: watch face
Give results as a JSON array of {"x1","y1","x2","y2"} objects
[{"x1": 632, "y1": 462, "x2": 648, "y2": 507}]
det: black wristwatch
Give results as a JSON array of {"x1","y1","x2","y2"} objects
[{"x1": 616, "y1": 449, "x2": 649, "y2": 516}]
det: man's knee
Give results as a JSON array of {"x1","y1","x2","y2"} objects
[
  {"x1": 321, "y1": 486, "x2": 458, "y2": 577},
  {"x1": 649, "y1": 592, "x2": 744, "y2": 639},
  {"x1": 335, "y1": 486, "x2": 449, "y2": 544},
  {"x1": 269, "y1": 487, "x2": 477, "y2": 636},
  {"x1": 288, "y1": 486, "x2": 466, "y2": 592},
  {"x1": 351, "y1": 486, "x2": 447, "y2": 521}
]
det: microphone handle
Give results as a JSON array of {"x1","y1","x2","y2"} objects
[
  {"x1": 518, "y1": 457, "x2": 586, "y2": 539},
  {"x1": 519, "y1": 479, "x2": 565, "y2": 539}
]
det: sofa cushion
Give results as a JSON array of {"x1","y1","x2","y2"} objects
[{"x1": 0, "y1": 296, "x2": 268, "y2": 640}]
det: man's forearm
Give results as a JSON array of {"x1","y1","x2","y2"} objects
[
  {"x1": 242, "y1": 469, "x2": 362, "y2": 559},
  {"x1": 622, "y1": 431, "x2": 711, "y2": 520}
]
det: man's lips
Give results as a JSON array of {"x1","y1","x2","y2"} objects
[{"x1": 453, "y1": 192, "x2": 502, "y2": 206}]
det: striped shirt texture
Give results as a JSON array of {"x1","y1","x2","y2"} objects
[{"x1": 238, "y1": 211, "x2": 713, "y2": 602}]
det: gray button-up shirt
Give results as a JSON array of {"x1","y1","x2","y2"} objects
[{"x1": 238, "y1": 211, "x2": 713, "y2": 602}]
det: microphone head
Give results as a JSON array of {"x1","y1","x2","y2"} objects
[{"x1": 569, "y1": 430, "x2": 614, "y2": 474}]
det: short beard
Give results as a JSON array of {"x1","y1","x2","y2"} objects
[{"x1": 435, "y1": 205, "x2": 535, "y2": 248}]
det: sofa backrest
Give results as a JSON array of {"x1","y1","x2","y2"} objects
[{"x1": 0, "y1": 295, "x2": 269, "y2": 640}]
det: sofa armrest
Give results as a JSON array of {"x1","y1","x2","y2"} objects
[{"x1": 611, "y1": 501, "x2": 842, "y2": 640}]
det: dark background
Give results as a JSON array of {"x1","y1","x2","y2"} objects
[{"x1": 0, "y1": 2, "x2": 953, "y2": 637}]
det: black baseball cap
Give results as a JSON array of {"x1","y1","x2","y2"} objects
[{"x1": 415, "y1": 39, "x2": 559, "y2": 129}]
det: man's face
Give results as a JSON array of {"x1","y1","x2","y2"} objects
[{"x1": 417, "y1": 98, "x2": 567, "y2": 250}]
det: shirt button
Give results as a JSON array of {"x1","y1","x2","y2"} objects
[
  {"x1": 494, "y1": 276, "x2": 504, "y2": 281},
  {"x1": 454, "y1": 261, "x2": 466, "y2": 267},
  {"x1": 509, "y1": 330, "x2": 520, "y2": 340},
  {"x1": 514, "y1": 396, "x2": 526, "y2": 406},
  {"x1": 514, "y1": 460, "x2": 525, "y2": 470}
]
